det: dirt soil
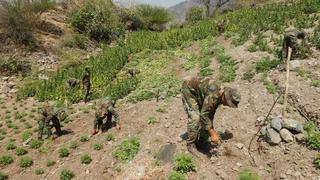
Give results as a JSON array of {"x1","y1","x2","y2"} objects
[{"x1": 0, "y1": 37, "x2": 319, "y2": 180}]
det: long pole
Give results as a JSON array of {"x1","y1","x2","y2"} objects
[{"x1": 282, "y1": 47, "x2": 292, "y2": 117}]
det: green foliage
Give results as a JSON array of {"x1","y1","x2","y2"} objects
[
  {"x1": 80, "y1": 154, "x2": 92, "y2": 164},
  {"x1": 199, "y1": 37, "x2": 215, "y2": 77},
  {"x1": 304, "y1": 122, "x2": 320, "y2": 150},
  {"x1": 6, "y1": 142, "x2": 16, "y2": 150},
  {"x1": 60, "y1": 169, "x2": 75, "y2": 180},
  {"x1": 35, "y1": 168, "x2": 45, "y2": 175},
  {"x1": 180, "y1": 52, "x2": 196, "y2": 71},
  {"x1": 0, "y1": 57, "x2": 31, "y2": 77},
  {"x1": 174, "y1": 154, "x2": 196, "y2": 173},
  {"x1": 21, "y1": 130, "x2": 32, "y2": 142},
  {"x1": 242, "y1": 67, "x2": 255, "y2": 81},
  {"x1": 250, "y1": 33, "x2": 269, "y2": 52},
  {"x1": 0, "y1": 155, "x2": 13, "y2": 166},
  {"x1": 168, "y1": 171, "x2": 186, "y2": 180},
  {"x1": 61, "y1": 33, "x2": 88, "y2": 49},
  {"x1": 31, "y1": 0, "x2": 56, "y2": 14},
  {"x1": 16, "y1": 147, "x2": 28, "y2": 156},
  {"x1": 93, "y1": 143, "x2": 103, "y2": 151},
  {"x1": 186, "y1": 7, "x2": 204, "y2": 23},
  {"x1": 58, "y1": 148, "x2": 70, "y2": 158},
  {"x1": 314, "y1": 154, "x2": 320, "y2": 169},
  {"x1": 69, "y1": 141, "x2": 79, "y2": 150},
  {"x1": 105, "y1": 133, "x2": 114, "y2": 141},
  {"x1": 261, "y1": 73, "x2": 276, "y2": 94},
  {"x1": 238, "y1": 170, "x2": 260, "y2": 180},
  {"x1": 311, "y1": 24, "x2": 320, "y2": 49},
  {"x1": 156, "y1": 107, "x2": 167, "y2": 113},
  {"x1": 0, "y1": 172, "x2": 8, "y2": 180},
  {"x1": 215, "y1": 46, "x2": 237, "y2": 82},
  {"x1": 46, "y1": 159, "x2": 56, "y2": 167},
  {"x1": 112, "y1": 137, "x2": 140, "y2": 161},
  {"x1": 19, "y1": 156, "x2": 33, "y2": 168},
  {"x1": 255, "y1": 57, "x2": 280, "y2": 73},
  {"x1": 80, "y1": 135, "x2": 89, "y2": 142},
  {"x1": 0, "y1": 135, "x2": 4, "y2": 141},
  {"x1": 295, "y1": 68, "x2": 320, "y2": 88},
  {"x1": 147, "y1": 116, "x2": 157, "y2": 125},
  {"x1": 30, "y1": 139, "x2": 43, "y2": 149}
]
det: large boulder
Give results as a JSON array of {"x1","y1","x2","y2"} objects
[
  {"x1": 281, "y1": 119, "x2": 303, "y2": 133},
  {"x1": 156, "y1": 144, "x2": 176, "y2": 164},
  {"x1": 280, "y1": 129, "x2": 294, "y2": 143},
  {"x1": 266, "y1": 127, "x2": 282, "y2": 145}
]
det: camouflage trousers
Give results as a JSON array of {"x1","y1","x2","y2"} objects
[
  {"x1": 93, "y1": 115, "x2": 112, "y2": 132},
  {"x1": 38, "y1": 117, "x2": 62, "y2": 140},
  {"x1": 83, "y1": 83, "x2": 91, "y2": 102}
]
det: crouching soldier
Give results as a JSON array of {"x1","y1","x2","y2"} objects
[
  {"x1": 66, "y1": 78, "x2": 80, "y2": 93},
  {"x1": 38, "y1": 102, "x2": 66, "y2": 140},
  {"x1": 181, "y1": 76, "x2": 241, "y2": 155},
  {"x1": 127, "y1": 67, "x2": 140, "y2": 78},
  {"x1": 92, "y1": 97, "x2": 121, "y2": 135},
  {"x1": 282, "y1": 28, "x2": 306, "y2": 61}
]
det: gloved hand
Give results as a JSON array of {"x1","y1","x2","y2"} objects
[
  {"x1": 115, "y1": 124, "x2": 121, "y2": 130},
  {"x1": 209, "y1": 128, "x2": 219, "y2": 145}
]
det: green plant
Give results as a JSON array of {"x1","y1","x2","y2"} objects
[
  {"x1": 0, "y1": 172, "x2": 8, "y2": 180},
  {"x1": 314, "y1": 154, "x2": 320, "y2": 169},
  {"x1": 30, "y1": 139, "x2": 43, "y2": 149},
  {"x1": 80, "y1": 135, "x2": 89, "y2": 142},
  {"x1": 242, "y1": 67, "x2": 255, "y2": 81},
  {"x1": 60, "y1": 169, "x2": 75, "y2": 180},
  {"x1": 46, "y1": 159, "x2": 56, "y2": 167},
  {"x1": 304, "y1": 123, "x2": 320, "y2": 150},
  {"x1": 238, "y1": 170, "x2": 260, "y2": 180},
  {"x1": 0, "y1": 135, "x2": 4, "y2": 141},
  {"x1": 19, "y1": 156, "x2": 33, "y2": 168},
  {"x1": 156, "y1": 107, "x2": 166, "y2": 113},
  {"x1": 35, "y1": 168, "x2": 45, "y2": 175},
  {"x1": 16, "y1": 147, "x2": 28, "y2": 156},
  {"x1": 21, "y1": 130, "x2": 32, "y2": 142},
  {"x1": 0, "y1": 155, "x2": 13, "y2": 166},
  {"x1": 173, "y1": 154, "x2": 196, "y2": 173},
  {"x1": 6, "y1": 142, "x2": 16, "y2": 150},
  {"x1": 186, "y1": 7, "x2": 204, "y2": 23},
  {"x1": 147, "y1": 116, "x2": 157, "y2": 125},
  {"x1": 255, "y1": 57, "x2": 280, "y2": 73},
  {"x1": 61, "y1": 33, "x2": 88, "y2": 49},
  {"x1": 93, "y1": 143, "x2": 103, "y2": 151},
  {"x1": 112, "y1": 137, "x2": 140, "y2": 161},
  {"x1": 80, "y1": 154, "x2": 92, "y2": 164},
  {"x1": 261, "y1": 73, "x2": 276, "y2": 94},
  {"x1": 69, "y1": 141, "x2": 79, "y2": 150},
  {"x1": 215, "y1": 45, "x2": 237, "y2": 82},
  {"x1": 168, "y1": 171, "x2": 186, "y2": 180},
  {"x1": 105, "y1": 133, "x2": 114, "y2": 141},
  {"x1": 58, "y1": 148, "x2": 70, "y2": 158}
]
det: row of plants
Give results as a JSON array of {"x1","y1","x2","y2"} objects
[{"x1": 199, "y1": 37, "x2": 215, "y2": 77}]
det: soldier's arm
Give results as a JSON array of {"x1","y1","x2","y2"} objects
[{"x1": 108, "y1": 107, "x2": 119, "y2": 124}]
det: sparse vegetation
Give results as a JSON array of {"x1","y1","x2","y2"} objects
[
  {"x1": 105, "y1": 133, "x2": 114, "y2": 141},
  {"x1": 20, "y1": 130, "x2": 32, "y2": 142},
  {"x1": 80, "y1": 135, "x2": 89, "y2": 142},
  {"x1": 314, "y1": 154, "x2": 320, "y2": 169},
  {"x1": 0, "y1": 155, "x2": 13, "y2": 166},
  {"x1": 112, "y1": 137, "x2": 140, "y2": 161},
  {"x1": 6, "y1": 142, "x2": 16, "y2": 150},
  {"x1": 80, "y1": 154, "x2": 92, "y2": 164},
  {"x1": 60, "y1": 169, "x2": 75, "y2": 180},
  {"x1": 304, "y1": 122, "x2": 320, "y2": 150},
  {"x1": 19, "y1": 156, "x2": 33, "y2": 168},
  {"x1": 214, "y1": 45, "x2": 237, "y2": 82},
  {"x1": 69, "y1": 141, "x2": 79, "y2": 150},
  {"x1": 168, "y1": 171, "x2": 186, "y2": 180},
  {"x1": 46, "y1": 159, "x2": 56, "y2": 167},
  {"x1": 15, "y1": 147, "x2": 28, "y2": 156},
  {"x1": 255, "y1": 57, "x2": 280, "y2": 73},
  {"x1": 173, "y1": 154, "x2": 196, "y2": 173},
  {"x1": 0, "y1": 172, "x2": 8, "y2": 180},
  {"x1": 35, "y1": 168, "x2": 44, "y2": 175},
  {"x1": 93, "y1": 143, "x2": 103, "y2": 151},
  {"x1": 261, "y1": 72, "x2": 276, "y2": 94},
  {"x1": 30, "y1": 139, "x2": 43, "y2": 149},
  {"x1": 199, "y1": 37, "x2": 215, "y2": 77},
  {"x1": 58, "y1": 148, "x2": 70, "y2": 158},
  {"x1": 147, "y1": 116, "x2": 157, "y2": 125},
  {"x1": 238, "y1": 170, "x2": 261, "y2": 180}
]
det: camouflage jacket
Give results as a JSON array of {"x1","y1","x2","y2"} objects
[
  {"x1": 82, "y1": 71, "x2": 90, "y2": 85},
  {"x1": 95, "y1": 101, "x2": 119, "y2": 123},
  {"x1": 284, "y1": 29, "x2": 305, "y2": 47}
]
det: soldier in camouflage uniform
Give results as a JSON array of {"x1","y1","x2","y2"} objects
[
  {"x1": 38, "y1": 102, "x2": 65, "y2": 140},
  {"x1": 181, "y1": 76, "x2": 241, "y2": 155},
  {"x1": 282, "y1": 28, "x2": 306, "y2": 61},
  {"x1": 127, "y1": 67, "x2": 140, "y2": 78},
  {"x1": 217, "y1": 20, "x2": 226, "y2": 34},
  {"x1": 66, "y1": 78, "x2": 80, "y2": 93},
  {"x1": 82, "y1": 66, "x2": 91, "y2": 103},
  {"x1": 92, "y1": 97, "x2": 120, "y2": 135}
]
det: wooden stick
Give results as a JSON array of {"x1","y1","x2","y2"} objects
[{"x1": 282, "y1": 47, "x2": 292, "y2": 118}]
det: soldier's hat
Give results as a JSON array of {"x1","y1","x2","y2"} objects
[
  {"x1": 224, "y1": 87, "x2": 241, "y2": 108},
  {"x1": 84, "y1": 66, "x2": 90, "y2": 71}
]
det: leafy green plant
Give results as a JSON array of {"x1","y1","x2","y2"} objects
[
  {"x1": 105, "y1": 133, "x2": 114, "y2": 141},
  {"x1": 80, "y1": 154, "x2": 92, "y2": 164},
  {"x1": 93, "y1": 143, "x2": 103, "y2": 151},
  {"x1": 19, "y1": 156, "x2": 33, "y2": 168},
  {"x1": 46, "y1": 159, "x2": 56, "y2": 167},
  {"x1": 304, "y1": 122, "x2": 320, "y2": 150},
  {"x1": 314, "y1": 154, "x2": 320, "y2": 169},
  {"x1": 173, "y1": 154, "x2": 196, "y2": 173},
  {"x1": 112, "y1": 137, "x2": 140, "y2": 161},
  {"x1": 6, "y1": 142, "x2": 16, "y2": 150},
  {"x1": 186, "y1": 7, "x2": 204, "y2": 23},
  {"x1": 58, "y1": 148, "x2": 70, "y2": 158},
  {"x1": 238, "y1": 170, "x2": 260, "y2": 180},
  {"x1": 0, "y1": 135, "x2": 4, "y2": 141},
  {"x1": 16, "y1": 147, "x2": 28, "y2": 156},
  {"x1": 156, "y1": 107, "x2": 167, "y2": 113},
  {"x1": 30, "y1": 139, "x2": 43, "y2": 149},
  {"x1": 215, "y1": 46, "x2": 237, "y2": 82},
  {"x1": 255, "y1": 57, "x2": 280, "y2": 73},
  {"x1": 60, "y1": 169, "x2": 75, "y2": 180},
  {"x1": 168, "y1": 171, "x2": 186, "y2": 180},
  {"x1": 261, "y1": 73, "x2": 276, "y2": 94},
  {"x1": 0, "y1": 155, "x2": 13, "y2": 166},
  {"x1": 69, "y1": 141, "x2": 79, "y2": 150},
  {"x1": 242, "y1": 67, "x2": 255, "y2": 81},
  {"x1": 35, "y1": 168, "x2": 45, "y2": 175},
  {"x1": 80, "y1": 135, "x2": 89, "y2": 142},
  {"x1": 0, "y1": 172, "x2": 8, "y2": 180},
  {"x1": 21, "y1": 130, "x2": 32, "y2": 142},
  {"x1": 147, "y1": 116, "x2": 157, "y2": 125}
]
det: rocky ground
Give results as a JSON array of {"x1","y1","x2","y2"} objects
[{"x1": 0, "y1": 35, "x2": 319, "y2": 180}]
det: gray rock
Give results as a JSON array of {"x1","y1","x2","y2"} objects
[
  {"x1": 290, "y1": 60, "x2": 301, "y2": 69},
  {"x1": 256, "y1": 116, "x2": 265, "y2": 126},
  {"x1": 271, "y1": 117, "x2": 282, "y2": 131},
  {"x1": 260, "y1": 126, "x2": 268, "y2": 136},
  {"x1": 156, "y1": 144, "x2": 176, "y2": 164},
  {"x1": 266, "y1": 127, "x2": 282, "y2": 145},
  {"x1": 281, "y1": 119, "x2": 303, "y2": 133},
  {"x1": 280, "y1": 129, "x2": 294, "y2": 143},
  {"x1": 295, "y1": 133, "x2": 305, "y2": 142}
]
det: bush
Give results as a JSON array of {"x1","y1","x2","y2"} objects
[
  {"x1": 6, "y1": 142, "x2": 16, "y2": 150},
  {"x1": 58, "y1": 148, "x2": 70, "y2": 158},
  {"x1": 30, "y1": 139, "x2": 43, "y2": 149},
  {"x1": 105, "y1": 133, "x2": 113, "y2": 141},
  {"x1": 174, "y1": 154, "x2": 196, "y2": 173},
  {"x1": 35, "y1": 168, "x2": 45, "y2": 175},
  {"x1": 238, "y1": 170, "x2": 260, "y2": 180},
  {"x1": 112, "y1": 137, "x2": 140, "y2": 161},
  {"x1": 80, "y1": 154, "x2": 92, "y2": 164},
  {"x1": 93, "y1": 143, "x2": 103, "y2": 151},
  {"x1": 0, "y1": 57, "x2": 31, "y2": 77},
  {"x1": 186, "y1": 7, "x2": 204, "y2": 23},
  {"x1": 0, "y1": 172, "x2": 8, "y2": 180},
  {"x1": 0, "y1": 155, "x2": 13, "y2": 166},
  {"x1": 69, "y1": 141, "x2": 79, "y2": 150},
  {"x1": 60, "y1": 169, "x2": 75, "y2": 180},
  {"x1": 20, "y1": 130, "x2": 32, "y2": 142},
  {"x1": 168, "y1": 171, "x2": 186, "y2": 180},
  {"x1": 19, "y1": 156, "x2": 33, "y2": 168},
  {"x1": 46, "y1": 159, "x2": 56, "y2": 167},
  {"x1": 16, "y1": 147, "x2": 28, "y2": 156},
  {"x1": 255, "y1": 57, "x2": 280, "y2": 73},
  {"x1": 314, "y1": 154, "x2": 320, "y2": 169},
  {"x1": 80, "y1": 135, "x2": 89, "y2": 142}
]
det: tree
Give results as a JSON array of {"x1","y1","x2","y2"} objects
[{"x1": 200, "y1": 0, "x2": 210, "y2": 17}]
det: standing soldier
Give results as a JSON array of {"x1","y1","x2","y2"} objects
[
  {"x1": 82, "y1": 66, "x2": 91, "y2": 103},
  {"x1": 92, "y1": 97, "x2": 121, "y2": 135},
  {"x1": 181, "y1": 76, "x2": 241, "y2": 155},
  {"x1": 282, "y1": 28, "x2": 306, "y2": 61},
  {"x1": 38, "y1": 102, "x2": 65, "y2": 140}
]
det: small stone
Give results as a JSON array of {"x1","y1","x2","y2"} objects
[
  {"x1": 2, "y1": 77, "x2": 9, "y2": 81},
  {"x1": 266, "y1": 127, "x2": 282, "y2": 145},
  {"x1": 281, "y1": 119, "x2": 303, "y2": 133},
  {"x1": 256, "y1": 116, "x2": 265, "y2": 126},
  {"x1": 164, "y1": 123, "x2": 170, "y2": 128},
  {"x1": 260, "y1": 126, "x2": 267, "y2": 136},
  {"x1": 295, "y1": 133, "x2": 305, "y2": 142},
  {"x1": 86, "y1": 169, "x2": 90, "y2": 174},
  {"x1": 286, "y1": 169, "x2": 292, "y2": 175},
  {"x1": 280, "y1": 129, "x2": 294, "y2": 143},
  {"x1": 236, "y1": 162, "x2": 242, "y2": 167},
  {"x1": 236, "y1": 143, "x2": 244, "y2": 149},
  {"x1": 293, "y1": 171, "x2": 301, "y2": 177},
  {"x1": 280, "y1": 174, "x2": 287, "y2": 179},
  {"x1": 271, "y1": 117, "x2": 282, "y2": 131},
  {"x1": 290, "y1": 60, "x2": 301, "y2": 69}
]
